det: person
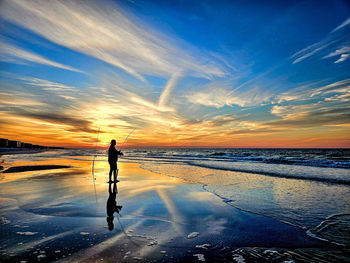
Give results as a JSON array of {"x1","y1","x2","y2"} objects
[
  {"x1": 108, "y1": 139, "x2": 123, "y2": 182},
  {"x1": 106, "y1": 181, "x2": 122, "y2": 231}
]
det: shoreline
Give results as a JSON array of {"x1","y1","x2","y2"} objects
[{"x1": 0, "y1": 148, "x2": 47, "y2": 157}]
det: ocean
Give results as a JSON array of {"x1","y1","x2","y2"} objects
[
  {"x1": 74, "y1": 147, "x2": 350, "y2": 245},
  {"x1": 31, "y1": 147, "x2": 350, "y2": 183},
  {"x1": 1, "y1": 147, "x2": 350, "y2": 261}
]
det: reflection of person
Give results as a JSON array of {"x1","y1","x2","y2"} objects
[
  {"x1": 106, "y1": 182, "x2": 122, "y2": 231},
  {"x1": 108, "y1": 139, "x2": 123, "y2": 182}
]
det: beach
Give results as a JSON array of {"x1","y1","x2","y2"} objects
[{"x1": 0, "y1": 149, "x2": 349, "y2": 262}]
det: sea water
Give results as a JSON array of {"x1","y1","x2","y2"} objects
[
  {"x1": 4, "y1": 147, "x2": 350, "y2": 246},
  {"x1": 120, "y1": 148, "x2": 350, "y2": 246},
  {"x1": 1, "y1": 147, "x2": 350, "y2": 261}
]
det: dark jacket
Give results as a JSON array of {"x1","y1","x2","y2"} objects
[{"x1": 108, "y1": 146, "x2": 123, "y2": 163}]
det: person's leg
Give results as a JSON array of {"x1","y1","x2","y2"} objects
[
  {"x1": 109, "y1": 163, "x2": 113, "y2": 182},
  {"x1": 113, "y1": 167, "x2": 117, "y2": 181}
]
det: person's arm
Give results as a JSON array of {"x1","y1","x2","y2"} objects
[{"x1": 117, "y1": 150, "x2": 124, "y2": 156}]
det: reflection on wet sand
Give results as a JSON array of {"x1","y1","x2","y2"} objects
[
  {"x1": 1, "y1": 153, "x2": 348, "y2": 262},
  {"x1": 106, "y1": 182, "x2": 122, "y2": 231}
]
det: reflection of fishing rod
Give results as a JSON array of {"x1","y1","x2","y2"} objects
[
  {"x1": 115, "y1": 128, "x2": 139, "y2": 245},
  {"x1": 116, "y1": 212, "x2": 141, "y2": 247},
  {"x1": 91, "y1": 124, "x2": 100, "y2": 206}
]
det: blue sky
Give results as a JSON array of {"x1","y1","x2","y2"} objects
[{"x1": 0, "y1": 0, "x2": 349, "y2": 147}]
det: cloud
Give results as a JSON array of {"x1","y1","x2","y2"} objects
[
  {"x1": 268, "y1": 78, "x2": 350, "y2": 130},
  {"x1": 274, "y1": 79, "x2": 350, "y2": 103},
  {"x1": 0, "y1": 42, "x2": 82, "y2": 73},
  {"x1": 334, "y1": 53, "x2": 350, "y2": 63},
  {"x1": 323, "y1": 46, "x2": 350, "y2": 58},
  {"x1": 331, "y1": 17, "x2": 350, "y2": 32},
  {"x1": 19, "y1": 77, "x2": 77, "y2": 91},
  {"x1": 323, "y1": 46, "x2": 350, "y2": 63},
  {"x1": 291, "y1": 18, "x2": 350, "y2": 64},
  {"x1": 291, "y1": 41, "x2": 335, "y2": 64},
  {"x1": 6, "y1": 76, "x2": 82, "y2": 108},
  {"x1": 185, "y1": 85, "x2": 272, "y2": 108},
  {"x1": 309, "y1": 78, "x2": 350, "y2": 97},
  {"x1": 270, "y1": 104, "x2": 317, "y2": 119},
  {"x1": 158, "y1": 72, "x2": 182, "y2": 108},
  {"x1": 0, "y1": 90, "x2": 45, "y2": 107},
  {"x1": 269, "y1": 97, "x2": 350, "y2": 129},
  {"x1": 0, "y1": 0, "x2": 225, "y2": 81},
  {"x1": 11, "y1": 109, "x2": 100, "y2": 134},
  {"x1": 266, "y1": 110, "x2": 350, "y2": 128}
]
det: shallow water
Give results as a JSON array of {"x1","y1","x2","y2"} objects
[
  {"x1": 0, "y1": 149, "x2": 349, "y2": 262},
  {"x1": 140, "y1": 162, "x2": 350, "y2": 245}
]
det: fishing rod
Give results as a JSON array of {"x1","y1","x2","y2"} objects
[{"x1": 119, "y1": 128, "x2": 136, "y2": 151}]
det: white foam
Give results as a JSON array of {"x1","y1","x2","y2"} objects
[
  {"x1": 306, "y1": 230, "x2": 345, "y2": 246},
  {"x1": 187, "y1": 232, "x2": 200, "y2": 239},
  {"x1": 195, "y1": 244, "x2": 211, "y2": 250},
  {"x1": 13, "y1": 225, "x2": 29, "y2": 228},
  {"x1": 263, "y1": 249, "x2": 278, "y2": 254},
  {"x1": 148, "y1": 241, "x2": 157, "y2": 246},
  {"x1": 0, "y1": 217, "x2": 10, "y2": 225},
  {"x1": 16, "y1": 232, "x2": 38, "y2": 236},
  {"x1": 193, "y1": 254, "x2": 205, "y2": 261},
  {"x1": 189, "y1": 160, "x2": 350, "y2": 184},
  {"x1": 232, "y1": 254, "x2": 245, "y2": 263}
]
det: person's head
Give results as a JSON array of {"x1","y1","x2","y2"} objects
[{"x1": 110, "y1": 139, "x2": 116, "y2": 146}]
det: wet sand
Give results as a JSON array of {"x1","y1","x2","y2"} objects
[{"x1": 0, "y1": 154, "x2": 349, "y2": 262}]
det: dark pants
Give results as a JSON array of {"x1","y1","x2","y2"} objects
[{"x1": 109, "y1": 161, "x2": 117, "y2": 181}]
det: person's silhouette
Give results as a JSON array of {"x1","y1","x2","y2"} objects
[
  {"x1": 106, "y1": 182, "x2": 122, "y2": 231},
  {"x1": 108, "y1": 139, "x2": 123, "y2": 182}
]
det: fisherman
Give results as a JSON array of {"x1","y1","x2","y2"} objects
[{"x1": 108, "y1": 139, "x2": 123, "y2": 182}]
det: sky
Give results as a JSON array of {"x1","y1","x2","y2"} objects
[{"x1": 0, "y1": 0, "x2": 349, "y2": 148}]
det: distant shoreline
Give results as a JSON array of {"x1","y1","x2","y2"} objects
[{"x1": 0, "y1": 148, "x2": 47, "y2": 156}]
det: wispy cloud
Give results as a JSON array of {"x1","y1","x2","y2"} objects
[
  {"x1": 291, "y1": 18, "x2": 350, "y2": 64},
  {"x1": 274, "y1": 79, "x2": 350, "y2": 103},
  {"x1": 19, "y1": 77, "x2": 77, "y2": 91},
  {"x1": 331, "y1": 17, "x2": 350, "y2": 32},
  {"x1": 291, "y1": 41, "x2": 336, "y2": 64},
  {"x1": 158, "y1": 72, "x2": 182, "y2": 108},
  {"x1": 334, "y1": 53, "x2": 350, "y2": 63},
  {"x1": 267, "y1": 108, "x2": 350, "y2": 128},
  {"x1": 323, "y1": 46, "x2": 350, "y2": 63},
  {"x1": 269, "y1": 79, "x2": 350, "y2": 129},
  {"x1": 0, "y1": 0, "x2": 226, "y2": 82},
  {"x1": 185, "y1": 85, "x2": 272, "y2": 108},
  {"x1": 14, "y1": 109, "x2": 100, "y2": 134},
  {"x1": 0, "y1": 42, "x2": 82, "y2": 72}
]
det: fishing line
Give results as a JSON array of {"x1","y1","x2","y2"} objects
[
  {"x1": 116, "y1": 213, "x2": 141, "y2": 247},
  {"x1": 114, "y1": 128, "x2": 138, "y2": 242},
  {"x1": 91, "y1": 123, "x2": 100, "y2": 206}
]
